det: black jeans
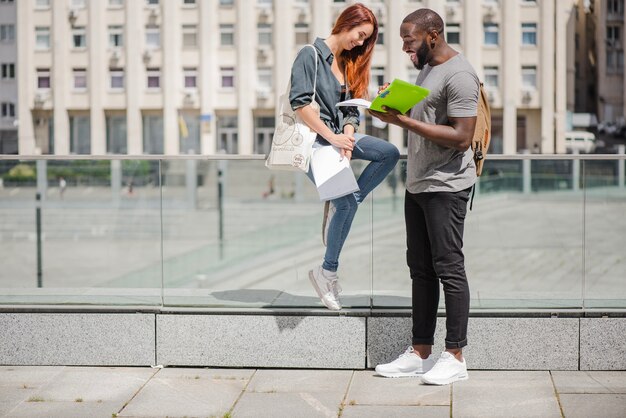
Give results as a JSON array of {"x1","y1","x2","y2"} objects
[{"x1": 405, "y1": 188, "x2": 471, "y2": 349}]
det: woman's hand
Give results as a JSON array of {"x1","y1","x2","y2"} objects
[{"x1": 329, "y1": 133, "x2": 355, "y2": 152}]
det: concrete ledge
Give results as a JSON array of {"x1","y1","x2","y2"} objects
[
  {"x1": 0, "y1": 313, "x2": 155, "y2": 366},
  {"x1": 580, "y1": 318, "x2": 626, "y2": 370},
  {"x1": 156, "y1": 314, "x2": 366, "y2": 369},
  {"x1": 368, "y1": 316, "x2": 580, "y2": 370},
  {"x1": 1, "y1": 312, "x2": 623, "y2": 370}
]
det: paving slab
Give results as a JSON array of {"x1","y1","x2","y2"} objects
[
  {"x1": 452, "y1": 371, "x2": 561, "y2": 418},
  {"x1": 118, "y1": 368, "x2": 253, "y2": 418},
  {"x1": 346, "y1": 371, "x2": 450, "y2": 406},
  {"x1": 232, "y1": 392, "x2": 341, "y2": 418},
  {"x1": 246, "y1": 369, "x2": 353, "y2": 394},
  {"x1": 3, "y1": 400, "x2": 124, "y2": 418},
  {"x1": 18, "y1": 367, "x2": 157, "y2": 403},
  {"x1": 552, "y1": 371, "x2": 626, "y2": 394},
  {"x1": 559, "y1": 394, "x2": 626, "y2": 418},
  {"x1": 341, "y1": 404, "x2": 449, "y2": 418}
]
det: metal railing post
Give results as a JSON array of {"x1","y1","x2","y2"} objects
[
  {"x1": 36, "y1": 193, "x2": 43, "y2": 288},
  {"x1": 618, "y1": 145, "x2": 625, "y2": 189},
  {"x1": 572, "y1": 150, "x2": 580, "y2": 191}
]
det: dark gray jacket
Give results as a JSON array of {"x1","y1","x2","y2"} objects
[{"x1": 289, "y1": 38, "x2": 360, "y2": 140}]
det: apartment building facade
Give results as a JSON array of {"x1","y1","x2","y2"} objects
[
  {"x1": 0, "y1": 0, "x2": 18, "y2": 154},
  {"x1": 15, "y1": 0, "x2": 574, "y2": 156}
]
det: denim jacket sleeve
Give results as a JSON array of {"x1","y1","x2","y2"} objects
[{"x1": 289, "y1": 47, "x2": 317, "y2": 111}]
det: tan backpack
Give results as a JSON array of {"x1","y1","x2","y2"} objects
[{"x1": 472, "y1": 83, "x2": 492, "y2": 176}]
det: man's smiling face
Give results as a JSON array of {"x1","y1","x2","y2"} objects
[{"x1": 400, "y1": 22, "x2": 431, "y2": 70}]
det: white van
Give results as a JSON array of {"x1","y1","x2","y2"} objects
[{"x1": 564, "y1": 131, "x2": 596, "y2": 154}]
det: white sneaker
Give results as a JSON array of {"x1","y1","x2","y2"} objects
[
  {"x1": 322, "y1": 201, "x2": 336, "y2": 247},
  {"x1": 421, "y1": 351, "x2": 469, "y2": 385},
  {"x1": 375, "y1": 346, "x2": 436, "y2": 378},
  {"x1": 308, "y1": 266, "x2": 341, "y2": 310}
]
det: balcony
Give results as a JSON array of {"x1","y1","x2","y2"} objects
[{"x1": 0, "y1": 154, "x2": 624, "y2": 369}]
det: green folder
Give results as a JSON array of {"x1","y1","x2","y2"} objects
[{"x1": 370, "y1": 79, "x2": 430, "y2": 113}]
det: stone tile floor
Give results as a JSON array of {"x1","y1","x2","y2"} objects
[{"x1": 0, "y1": 367, "x2": 624, "y2": 418}]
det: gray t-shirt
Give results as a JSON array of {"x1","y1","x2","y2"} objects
[{"x1": 407, "y1": 54, "x2": 479, "y2": 193}]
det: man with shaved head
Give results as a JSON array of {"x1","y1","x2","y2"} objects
[{"x1": 371, "y1": 8, "x2": 479, "y2": 386}]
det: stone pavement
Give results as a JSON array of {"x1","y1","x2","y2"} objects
[{"x1": 1, "y1": 366, "x2": 624, "y2": 418}]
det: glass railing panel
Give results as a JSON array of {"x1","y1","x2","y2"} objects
[
  {"x1": 0, "y1": 159, "x2": 163, "y2": 306},
  {"x1": 373, "y1": 158, "x2": 585, "y2": 309},
  {"x1": 160, "y1": 158, "x2": 372, "y2": 308},
  {"x1": 583, "y1": 158, "x2": 626, "y2": 308}
]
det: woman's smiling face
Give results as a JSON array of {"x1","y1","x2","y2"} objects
[{"x1": 342, "y1": 23, "x2": 375, "y2": 51}]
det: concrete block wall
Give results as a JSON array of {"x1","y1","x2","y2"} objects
[{"x1": 0, "y1": 312, "x2": 624, "y2": 370}]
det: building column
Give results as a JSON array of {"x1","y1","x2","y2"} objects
[
  {"x1": 540, "y1": 0, "x2": 556, "y2": 153},
  {"x1": 463, "y1": 0, "x2": 482, "y2": 76},
  {"x1": 163, "y1": 0, "x2": 179, "y2": 155},
  {"x1": 387, "y1": 0, "x2": 405, "y2": 150},
  {"x1": 17, "y1": 1, "x2": 35, "y2": 154},
  {"x1": 312, "y1": 0, "x2": 331, "y2": 43},
  {"x1": 199, "y1": 0, "x2": 217, "y2": 154},
  {"x1": 126, "y1": 0, "x2": 142, "y2": 154},
  {"x1": 236, "y1": 0, "x2": 255, "y2": 154},
  {"x1": 89, "y1": 0, "x2": 105, "y2": 154},
  {"x1": 554, "y1": 0, "x2": 569, "y2": 153},
  {"x1": 502, "y1": 0, "x2": 519, "y2": 154},
  {"x1": 52, "y1": 0, "x2": 69, "y2": 155}
]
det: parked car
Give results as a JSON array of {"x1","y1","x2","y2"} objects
[{"x1": 564, "y1": 131, "x2": 596, "y2": 153}]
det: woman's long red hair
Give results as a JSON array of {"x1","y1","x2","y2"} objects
[{"x1": 331, "y1": 3, "x2": 378, "y2": 99}]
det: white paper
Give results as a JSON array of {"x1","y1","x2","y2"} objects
[
  {"x1": 335, "y1": 98, "x2": 372, "y2": 109},
  {"x1": 310, "y1": 145, "x2": 360, "y2": 201}
]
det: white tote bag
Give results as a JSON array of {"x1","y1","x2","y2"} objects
[{"x1": 265, "y1": 45, "x2": 319, "y2": 172}]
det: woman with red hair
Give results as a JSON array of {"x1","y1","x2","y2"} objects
[{"x1": 289, "y1": 3, "x2": 399, "y2": 310}]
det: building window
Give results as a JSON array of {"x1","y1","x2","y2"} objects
[
  {"x1": 258, "y1": 0, "x2": 272, "y2": 6},
  {"x1": 220, "y1": 24, "x2": 234, "y2": 46},
  {"x1": 183, "y1": 0, "x2": 196, "y2": 5},
  {"x1": 220, "y1": 0, "x2": 234, "y2": 6},
  {"x1": 73, "y1": 68, "x2": 87, "y2": 91},
  {"x1": 254, "y1": 116, "x2": 274, "y2": 154},
  {"x1": 1, "y1": 63, "x2": 15, "y2": 79},
  {"x1": 110, "y1": 69, "x2": 124, "y2": 90},
  {"x1": 183, "y1": 68, "x2": 197, "y2": 89},
  {"x1": 147, "y1": 68, "x2": 160, "y2": 90},
  {"x1": 606, "y1": 25, "x2": 623, "y2": 73},
  {"x1": 69, "y1": 115, "x2": 91, "y2": 154},
  {"x1": 108, "y1": 25, "x2": 123, "y2": 48},
  {"x1": 106, "y1": 115, "x2": 127, "y2": 154},
  {"x1": 521, "y1": 23, "x2": 537, "y2": 46},
  {"x1": 109, "y1": 0, "x2": 124, "y2": 7},
  {"x1": 146, "y1": 26, "x2": 160, "y2": 49},
  {"x1": 484, "y1": 23, "x2": 499, "y2": 45},
  {"x1": 217, "y1": 115, "x2": 238, "y2": 154},
  {"x1": 258, "y1": 23, "x2": 272, "y2": 46},
  {"x1": 370, "y1": 66, "x2": 385, "y2": 92},
  {"x1": 37, "y1": 69, "x2": 51, "y2": 90},
  {"x1": 257, "y1": 67, "x2": 272, "y2": 91},
  {"x1": 72, "y1": 27, "x2": 87, "y2": 48},
  {"x1": 35, "y1": 27, "x2": 50, "y2": 49},
  {"x1": 295, "y1": 23, "x2": 309, "y2": 46},
  {"x1": 71, "y1": 0, "x2": 86, "y2": 8},
  {"x1": 35, "y1": 0, "x2": 51, "y2": 8},
  {"x1": 1, "y1": 102, "x2": 15, "y2": 118},
  {"x1": 221, "y1": 67, "x2": 235, "y2": 88},
  {"x1": 143, "y1": 114, "x2": 164, "y2": 154},
  {"x1": 521, "y1": 65, "x2": 537, "y2": 90},
  {"x1": 146, "y1": 0, "x2": 159, "y2": 6},
  {"x1": 484, "y1": 66, "x2": 499, "y2": 89},
  {"x1": 607, "y1": 0, "x2": 624, "y2": 16},
  {"x1": 447, "y1": 23, "x2": 460, "y2": 45},
  {"x1": 376, "y1": 24, "x2": 384, "y2": 45},
  {"x1": 1, "y1": 24, "x2": 15, "y2": 43},
  {"x1": 182, "y1": 24, "x2": 197, "y2": 47}
]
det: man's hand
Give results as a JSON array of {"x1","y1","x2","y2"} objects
[{"x1": 368, "y1": 106, "x2": 408, "y2": 127}]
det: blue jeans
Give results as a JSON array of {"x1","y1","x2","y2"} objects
[{"x1": 308, "y1": 134, "x2": 400, "y2": 272}]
